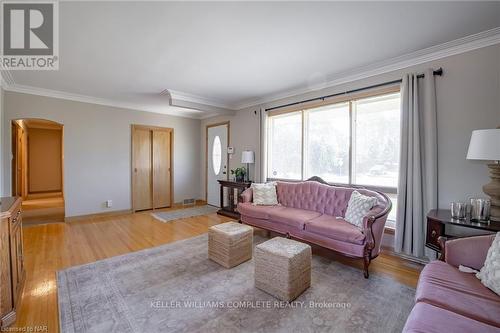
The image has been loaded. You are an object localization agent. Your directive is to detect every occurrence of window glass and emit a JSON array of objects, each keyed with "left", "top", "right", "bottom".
[
  {"left": 386, "top": 192, "right": 398, "bottom": 228},
  {"left": 266, "top": 91, "right": 401, "bottom": 228},
  {"left": 268, "top": 112, "right": 302, "bottom": 179},
  {"left": 305, "top": 103, "right": 350, "bottom": 183},
  {"left": 212, "top": 136, "right": 222, "bottom": 175},
  {"left": 353, "top": 93, "right": 401, "bottom": 187}
]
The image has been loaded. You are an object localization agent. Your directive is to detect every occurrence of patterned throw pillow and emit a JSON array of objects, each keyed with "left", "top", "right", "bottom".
[
  {"left": 344, "top": 191, "right": 377, "bottom": 228},
  {"left": 251, "top": 182, "right": 278, "bottom": 206},
  {"left": 476, "top": 232, "right": 500, "bottom": 296}
]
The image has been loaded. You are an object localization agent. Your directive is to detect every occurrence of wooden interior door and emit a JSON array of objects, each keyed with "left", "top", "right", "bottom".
[
  {"left": 11, "top": 123, "right": 23, "bottom": 197},
  {"left": 16, "top": 130, "right": 23, "bottom": 197},
  {"left": 152, "top": 130, "right": 172, "bottom": 208},
  {"left": 132, "top": 128, "right": 153, "bottom": 211}
]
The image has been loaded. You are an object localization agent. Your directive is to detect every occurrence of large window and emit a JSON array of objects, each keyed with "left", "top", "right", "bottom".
[
  {"left": 267, "top": 91, "right": 401, "bottom": 226},
  {"left": 268, "top": 112, "right": 302, "bottom": 180},
  {"left": 352, "top": 94, "right": 401, "bottom": 188},
  {"left": 305, "top": 103, "right": 350, "bottom": 183}
]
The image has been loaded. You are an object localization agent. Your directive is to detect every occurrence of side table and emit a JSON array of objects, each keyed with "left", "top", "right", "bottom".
[
  {"left": 426, "top": 209, "right": 500, "bottom": 253},
  {"left": 217, "top": 180, "right": 252, "bottom": 219}
]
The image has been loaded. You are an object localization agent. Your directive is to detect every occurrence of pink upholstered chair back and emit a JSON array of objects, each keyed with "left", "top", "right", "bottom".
[{"left": 276, "top": 181, "right": 388, "bottom": 217}]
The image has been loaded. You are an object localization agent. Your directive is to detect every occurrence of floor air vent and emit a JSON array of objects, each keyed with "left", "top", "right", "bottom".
[{"left": 183, "top": 198, "right": 196, "bottom": 206}]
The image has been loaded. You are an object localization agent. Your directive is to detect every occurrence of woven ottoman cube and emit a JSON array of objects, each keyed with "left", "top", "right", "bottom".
[
  {"left": 208, "top": 222, "right": 253, "bottom": 268},
  {"left": 255, "top": 237, "right": 312, "bottom": 302}
]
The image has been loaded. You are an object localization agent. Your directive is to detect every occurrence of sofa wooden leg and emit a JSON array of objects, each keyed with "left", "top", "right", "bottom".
[{"left": 363, "top": 251, "right": 371, "bottom": 279}]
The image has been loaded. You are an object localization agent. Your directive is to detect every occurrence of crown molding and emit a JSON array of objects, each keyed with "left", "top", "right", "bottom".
[
  {"left": 166, "top": 89, "right": 236, "bottom": 117},
  {"left": 3, "top": 84, "right": 207, "bottom": 119},
  {"left": 167, "top": 89, "right": 233, "bottom": 110},
  {"left": 0, "top": 69, "right": 15, "bottom": 87},
  {"left": 233, "top": 27, "right": 500, "bottom": 110}
]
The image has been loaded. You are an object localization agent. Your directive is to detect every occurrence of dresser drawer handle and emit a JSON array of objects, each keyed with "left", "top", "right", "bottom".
[{"left": 11, "top": 210, "right": 21, "bottom": 224}]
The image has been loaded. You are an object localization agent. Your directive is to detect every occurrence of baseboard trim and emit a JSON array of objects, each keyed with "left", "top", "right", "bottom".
[
  {"left": 65, "top": 209, "right": 132, "bottom": 222},
  {"left": 65, "top": 200, "right": 208, "bottom": 222}
]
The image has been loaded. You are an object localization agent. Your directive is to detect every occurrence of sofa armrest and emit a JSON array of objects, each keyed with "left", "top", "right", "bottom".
[
  {"left": 239, "top": 188, "right": 253, "bottom": 203},
  {"left": 443, "top": 234, "right": 495, "bottom": 270},
  {"left": 362, "top": 206, "right": 389, "bottom": 257},
  {"left": 362, "top": 207, "right": 384, "bottom": 230}
]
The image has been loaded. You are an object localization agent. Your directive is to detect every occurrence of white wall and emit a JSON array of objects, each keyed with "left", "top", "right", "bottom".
[
  {"left": 201, "top": 44, "right": 500, "bottom": 210},
  {"left": 2, "top": 92, "right": 201, "bottom": 216}
]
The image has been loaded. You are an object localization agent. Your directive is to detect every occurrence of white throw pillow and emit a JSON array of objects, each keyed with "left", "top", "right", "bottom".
[
  {"left": 476, "top": 232, "right": 500, "bottom": 296},
  {"left": 344, "top": 191, "right": 377, "bottom": 228},
  {"left": 251, "top": 182, "right": 278, "bottom": 206}
]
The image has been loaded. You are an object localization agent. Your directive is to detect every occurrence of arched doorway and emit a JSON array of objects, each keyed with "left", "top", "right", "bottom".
[{"left": 11, "top": 119, "right": 65, "bottom": 224}]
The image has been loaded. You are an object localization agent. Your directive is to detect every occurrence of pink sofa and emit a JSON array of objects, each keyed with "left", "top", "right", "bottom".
[
  {"left": 238, "top": 178, "right": 391, "bottom": 278},
  {"left": 403, "top": 235, "right": 500, "bottom": 332}
]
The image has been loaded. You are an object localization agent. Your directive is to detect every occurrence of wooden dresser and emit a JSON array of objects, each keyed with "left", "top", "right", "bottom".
[{"left": 0, "top": 197, "right": 24, "bottom": 328}]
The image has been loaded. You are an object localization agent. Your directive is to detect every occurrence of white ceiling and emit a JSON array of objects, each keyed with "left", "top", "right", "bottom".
[{"left": 5, "top": 1, "right": 500, "bottom": 118}]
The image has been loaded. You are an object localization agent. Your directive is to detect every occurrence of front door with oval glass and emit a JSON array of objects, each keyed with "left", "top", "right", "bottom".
[{"left": 207, "top": 124, "right": 228, "bottom": 206}]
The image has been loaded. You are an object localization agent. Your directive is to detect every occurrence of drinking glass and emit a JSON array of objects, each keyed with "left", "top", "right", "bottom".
[
  {"left": 469, "top": 198, "right": 491, "bottom": 222},
  {"left": 450, "top": 202, "right": 466, "bottom": 220}
]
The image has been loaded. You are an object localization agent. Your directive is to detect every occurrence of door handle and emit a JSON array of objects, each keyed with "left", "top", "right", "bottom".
[{"left": 134, "top": 168, "right": 138, "bottom": 173}]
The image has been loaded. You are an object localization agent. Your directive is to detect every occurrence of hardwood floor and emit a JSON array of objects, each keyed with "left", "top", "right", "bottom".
[
  {"left": 21, "top": 195, "right": 65, "bottom": 225},
  {"left": 14, "top": 208, "right": 422, "bottom": 332}
]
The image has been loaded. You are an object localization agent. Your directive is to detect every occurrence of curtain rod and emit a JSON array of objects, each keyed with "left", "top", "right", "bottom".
[{"left": 265, "top": 67, "right": 443, "bottom": 112}]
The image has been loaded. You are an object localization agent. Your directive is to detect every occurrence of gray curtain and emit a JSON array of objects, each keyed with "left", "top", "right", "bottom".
[
  {"left": 395, "top": 69, "right": 438, "bottom": 258},
  {"left": 259, "top": 108, "right": 268, "bottom": 182}
]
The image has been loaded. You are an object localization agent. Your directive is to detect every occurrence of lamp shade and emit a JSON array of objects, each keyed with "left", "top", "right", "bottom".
[
  {"left": 466, "top": 129, "right": 500, "bottom": 161},
  {"left": 241, "top": 150, "right": 255, "bottom": 164}
]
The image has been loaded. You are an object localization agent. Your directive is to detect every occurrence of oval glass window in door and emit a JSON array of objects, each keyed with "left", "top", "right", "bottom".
[{"left": 212, "top": 136, "right": 222, "bottom": 175}]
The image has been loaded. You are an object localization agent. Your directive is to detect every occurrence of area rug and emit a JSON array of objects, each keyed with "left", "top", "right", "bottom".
[
  {"left": 57, "top": 234, "right": 415, "bottom": 333},
  {"left": 151, "top": 205, "right": 218, "bottom": 223}
]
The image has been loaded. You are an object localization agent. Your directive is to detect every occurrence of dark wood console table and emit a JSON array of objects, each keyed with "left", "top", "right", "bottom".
[
  {"left": 217, "top": 180, "right": 252, "bottom": 219},
  {"left": 426, "top": 209, "right": 500, "bottom": 252}
]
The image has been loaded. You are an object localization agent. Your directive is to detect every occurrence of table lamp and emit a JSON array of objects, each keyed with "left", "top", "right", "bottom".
[
  {"left": 466, "top": 128, "right": 500, "bottom": 221},
  {"left": 241, "top": 151, "right": 255, "bottom": 182}
]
